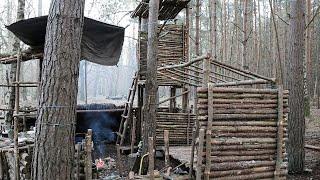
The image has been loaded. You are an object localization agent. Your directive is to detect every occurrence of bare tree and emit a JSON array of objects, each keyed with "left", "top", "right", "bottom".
[
  {"left": 287, "top": 0, "right": 305, "bottom": 173},
  {"left": 32, "top": 0, "right": 85, "bottom": 179}
]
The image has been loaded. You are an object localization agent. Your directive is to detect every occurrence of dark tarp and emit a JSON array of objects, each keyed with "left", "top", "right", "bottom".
[{"left": 6, "top": 16, "right": 125, "bottom": 66}]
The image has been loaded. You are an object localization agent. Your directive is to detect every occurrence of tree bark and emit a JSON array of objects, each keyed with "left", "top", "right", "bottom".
[
  {"left": 242, "top": 0, "right": 249, "bottom": 70},
  {"left": 32, "top": 0, "right": 85, "bottom": 179},
  {"left": 5, "top": 0, "right": 25, "bottom": 139},
  {"left": 287, "top": 0, "right": 305, "bottom": 173},
  {"left": 142, "top": 0, "right": 159, "bottom": 154}
]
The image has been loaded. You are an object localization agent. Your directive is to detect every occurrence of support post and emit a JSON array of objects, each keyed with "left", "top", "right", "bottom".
[
  {"left": 164, "top": 130, "right": 170, "bottom": 167},
  {"left": 274, "top": 85, "right": 284, "bottom": 178},
  {"left": 169, "top": 87, "right": 176, "bottom": 112},
  {"left": 85, "top": 129, "right": 92, "bottom": 180},
  {"left": 116, "top": 144, "right": 123, "bottom": 176},
  {"left": 204, "top": 84, "right": 213, "bottom": 179},
  {"left": 196, "top": 129, "right": 205, "bottom": 180},
  {"left": 148, "top": 137, "right": 155, "bottom": 180},
  {"left": 131, "top": 116, "right": 137, "bottom": 154},
  {"left": 14, "top": 54, "right": 21, "bottom": 180},
  {"left": 76, "top": 142, "right": 81, "bottom": 180},
  {"left": 142, "top": 0, "right": 159, "bottom": 154}
]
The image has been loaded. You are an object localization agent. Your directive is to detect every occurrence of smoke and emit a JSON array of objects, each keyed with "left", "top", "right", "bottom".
[{"left": 76, "top": 103, "right": 120, "bottom": 158}]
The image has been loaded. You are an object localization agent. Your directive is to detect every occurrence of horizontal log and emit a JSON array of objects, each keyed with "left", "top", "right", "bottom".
[
  {"left": 210, "top": 160, "right": 276, "bottom": 171},
  {"left": 209, "top": 166, "right": 286, "bottom": 178},
  {"left": 212, "top": 138, "right": 276, "bottom": 145},
  {"left": 211, "top": 144, "right": 277, "bottom": 151},
  {"left": 197, "top": 87, "right": 279, "bottom": 94},
  {"left": 211, "top": 170, "right": 287, "bottom": 179},
  {"left": 211, "top": 155, "right": 276, "bottom": 163},
  {"left": 210, "top": 126, "right": 278, "bottom": 133}
]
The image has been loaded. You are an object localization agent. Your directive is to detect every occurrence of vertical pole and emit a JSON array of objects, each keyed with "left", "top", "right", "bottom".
[
  {"left": 274, "top": 85, "right": 284, "bottom": 178},
  {"left": 84, "top": 60, "right": 88, "bottom": 104},
  {"left": 169, "top": 87, "right": 176, "bottom": 112},
  {"left": 76, "top": 142, "right": 81, "bottom": 180},
  {"left": 182, "top": 6, "right": 190, "bottom": 113},
  {"left": 14, "top": 54, "right": 21, "bottom": 180},
  {"left": 196, "top": 129, "right": 205, "bottom": 180},
  {"left": 143, "top": 0, "right": 159, "bottom": 154},
  {"left": 164, "top": 130, "right": 170, "bottom": 167},
  {"left": 130, "top": 116, "right": 137, "bottom": 154},
  {"left": 204, "top": 84, "right": 213, "bottom": 179},
  {"left": 85, "top": 129, "right": 92, "bottom": 180},
  {"left": 148, "top": 137, "right": 155, "bottom": 180},
  {"left": 116, "top": 144, "right": 123, "bottom": 176}
]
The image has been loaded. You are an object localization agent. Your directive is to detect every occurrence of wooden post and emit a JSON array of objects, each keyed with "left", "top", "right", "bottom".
[
  {"left": 164, "top": 130, "right": 170, "bottom": 167},
  {"left": 142, "top": 0, "right": 159, "bottom": 154},
  {"left": 204, "top": 84, "right": 213, "bottom": 180},
  {"left": 14, "top": 53, "right": 21, "bottom": 180},
  {"left": 22, "top": 115, "right": 26, "bottom": 132},
  {"left": 85, "top": 129, "right": 92, "bottom": 180},
  {"left": 76, "top": 142, "right": 81, "bottom": 180},
  {"left": 274, "top": 85, "right": 284, "bottom": 178},
  {"left": 131, "top": 116, "right": 137, "bottom": 154},
  {"left": 116, "top": 144, "right": 123, "bottom": 176},
  {"left": 148, "top": 137, "right": 155, "bottom": 180},
  {"left": 169, "top": 87, "right": 176, "bottom": 112},
  {"left": 189, "top": 126, "right": 196, "bottom": 178},
  {"left": 196, "top": 129, "right": 205, "bottom": 180}
]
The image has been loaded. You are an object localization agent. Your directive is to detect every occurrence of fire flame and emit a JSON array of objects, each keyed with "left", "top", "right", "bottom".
[{"left": 96, "top": 158, "right": 105, "bottom": 169}]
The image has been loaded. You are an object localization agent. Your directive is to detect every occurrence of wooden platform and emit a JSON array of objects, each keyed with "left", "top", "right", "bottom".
[{"left": 131, "top": 0, "right": 191, "bottom": 20}]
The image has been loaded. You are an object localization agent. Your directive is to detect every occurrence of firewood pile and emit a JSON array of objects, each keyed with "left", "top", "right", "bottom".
[
  {"left": 156, "top": 112, "right": 195, "bottom": 146},
  {"left": 196, "top": 86, "right": 288, "bottom": 179},
  {"left": 0, "top": 130, "right": 35, "bottom": 180},
  {"left": 139, "top": 24, "right": 187, "bottom": 86}
]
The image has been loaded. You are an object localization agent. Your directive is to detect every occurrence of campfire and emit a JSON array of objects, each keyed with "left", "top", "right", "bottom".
[
  {"left": 95, "top": 157, "right": 116, "bottom": 170},
  {"left": 96, "top": 158, "right": 105, "bottom": 169}
]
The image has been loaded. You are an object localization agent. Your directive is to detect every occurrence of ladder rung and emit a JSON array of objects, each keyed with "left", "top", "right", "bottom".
[{"left": 129, "top": 88, "right": 134, "bottom": 91}]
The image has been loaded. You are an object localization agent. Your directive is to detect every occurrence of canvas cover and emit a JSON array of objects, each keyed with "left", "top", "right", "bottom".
[{"left": 6, "top": 16, "right": 125, "bottom": 66}]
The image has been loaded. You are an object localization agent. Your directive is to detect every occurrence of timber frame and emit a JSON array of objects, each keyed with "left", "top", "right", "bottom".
[{"left": 128, "top": 1, "right": 288, "bottom": 179}]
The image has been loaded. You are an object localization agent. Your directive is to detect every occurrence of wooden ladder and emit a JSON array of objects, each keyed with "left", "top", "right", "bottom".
[{"left": 116, "top": 72, "right": 138, "bottom": 146}]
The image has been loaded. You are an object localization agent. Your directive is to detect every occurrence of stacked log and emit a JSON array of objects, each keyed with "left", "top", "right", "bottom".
[
  {"left": 139, "top": 24, "right": 187, "bottom": 86},
  {"left": 156, "top": 112, "right": 195, "bottom": 146},
  {"left": 0, "top": 145, "right": 33, "bottom": 180},
  {"left": 197, "top": 87, "right": 288, "bottom": 179}
]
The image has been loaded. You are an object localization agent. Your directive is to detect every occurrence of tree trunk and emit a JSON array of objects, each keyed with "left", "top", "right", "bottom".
[
  {"left": 287, "top": 0, "right": 305, "bottom": 173},
  {"left": 142, "top": 0, "right": 159, "bottom": 154},
  {"left": 242, "top": 0, "right": 249, "bottom": 70},
  {"left": 306, "top": 0, "right": 312, "bottom": 109},
  {"left": 5, "top": 0, "right": 25, "bottom": 139},
  {"left": 38, "top": 0, "right": 42, "bottom": 16},
  {"left": 32, "top": 0, "right": 85, "bottom": 179}
]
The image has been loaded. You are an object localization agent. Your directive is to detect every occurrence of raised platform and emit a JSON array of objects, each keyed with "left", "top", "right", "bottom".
[{"left": 131, "top": 0, "right": 191, "bottom": 20}]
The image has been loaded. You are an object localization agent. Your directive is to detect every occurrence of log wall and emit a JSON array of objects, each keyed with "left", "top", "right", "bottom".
[
  {"left": 196, "top": 86, "right": 288, "bottom": 179},
  {"left": 156, "top": 112, "right": 195, "bottom": 146},
  {"left": 139, "top": 24, "right": 187, "bottom": 86}
]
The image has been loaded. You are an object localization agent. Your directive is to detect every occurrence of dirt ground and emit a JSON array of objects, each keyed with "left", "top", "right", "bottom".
[
  {"left": 97, "top": 108, "right": 320, "bottom": 179},
  {"left": 289, "top": 108, "right": 320, "bottom": 179}
]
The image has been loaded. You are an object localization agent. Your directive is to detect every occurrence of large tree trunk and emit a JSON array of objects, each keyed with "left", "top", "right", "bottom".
[
  {"left": 142, "top": 0, "right": 159, "bottom": 154},
  {"left": 5, "top": 0, "right": 25, "bottom": 139},
  {"left": 287, "top": 0, "right": 305, "bottom": 173},
  {"left": 32, "top": 0, "right": 85, "bottom": 179}
]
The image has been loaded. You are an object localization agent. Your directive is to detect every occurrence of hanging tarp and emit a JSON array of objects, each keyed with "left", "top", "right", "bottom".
[{"left": 6, "top": 16, "right": 125, "bottom": 66}]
